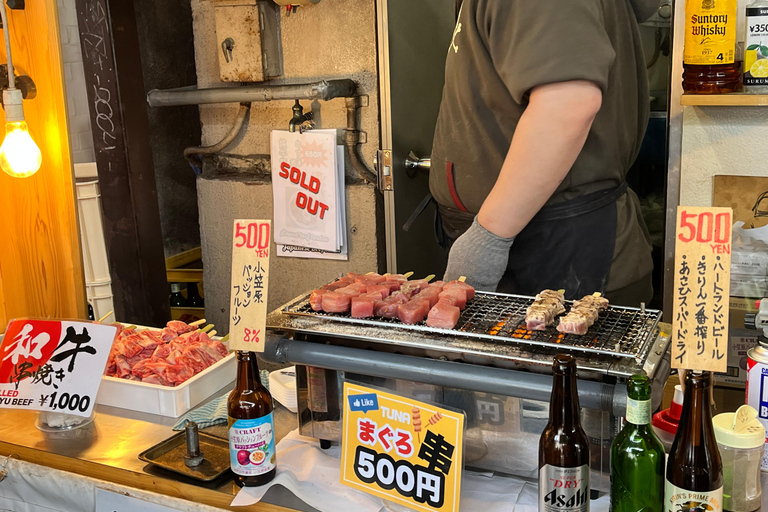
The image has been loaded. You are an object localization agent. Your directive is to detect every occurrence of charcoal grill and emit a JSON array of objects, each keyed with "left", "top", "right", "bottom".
[{"left": 264, "top": 287, "right": 672, "bottom": 491}]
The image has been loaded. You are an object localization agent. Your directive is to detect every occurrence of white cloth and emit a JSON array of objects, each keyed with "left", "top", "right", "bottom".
[{"left": 232, "top": 429, "right": 612, "bottom": 512}]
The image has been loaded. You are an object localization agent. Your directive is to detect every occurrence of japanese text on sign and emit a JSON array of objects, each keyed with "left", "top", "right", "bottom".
[
  {"left": 341, "top": 383, "right": 465, "bottom": 512},
  {"left": 672, "top": 207, "right": 731, "bottom": 372},
  {"left": 229, "top": 219, "right": 271, "bottom": 352},
  {"left": 0, "top": 319, "right": 118, "bottom": 417}
]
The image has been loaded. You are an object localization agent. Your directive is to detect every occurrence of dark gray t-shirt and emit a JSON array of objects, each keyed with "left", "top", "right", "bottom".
[{"left": 430, "top": 0, "right": 654, "bottom": 291}]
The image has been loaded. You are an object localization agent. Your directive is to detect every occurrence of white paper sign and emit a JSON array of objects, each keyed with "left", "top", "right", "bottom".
[
  {"left": 0, "top": 319, "right": 118, "bottom": 417},
  {"left": 271, "top": 130, "right": 339, "bottom": 252},
  {"left": 96, "top": 488, "right": 183, "bottom": 512}
]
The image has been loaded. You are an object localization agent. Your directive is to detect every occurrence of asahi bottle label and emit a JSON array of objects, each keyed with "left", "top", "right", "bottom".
[
  {"left": 665, "top": 481, "right": 723, "bottom": 512},
  {"left": 539, "top": 464, "right": 590, "bottom": 512}
]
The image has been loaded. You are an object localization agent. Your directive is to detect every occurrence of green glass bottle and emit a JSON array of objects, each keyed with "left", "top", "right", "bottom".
[{"left": 610, "top": 374, "right": 665, "bottom": 512}]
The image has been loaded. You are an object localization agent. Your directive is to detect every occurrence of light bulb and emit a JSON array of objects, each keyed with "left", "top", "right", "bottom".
[{"left": 0, "top": 120, "right": 42, "bottom": 178}]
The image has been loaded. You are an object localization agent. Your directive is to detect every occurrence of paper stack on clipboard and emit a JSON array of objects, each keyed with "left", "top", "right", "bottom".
[{"left": 270, "top": 129, "right": 348, "bottom": 260}]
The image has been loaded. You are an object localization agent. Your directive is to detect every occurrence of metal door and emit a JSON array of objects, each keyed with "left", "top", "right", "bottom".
[{"left": 377, "top": 0, "right": 455, "bottom": 276}]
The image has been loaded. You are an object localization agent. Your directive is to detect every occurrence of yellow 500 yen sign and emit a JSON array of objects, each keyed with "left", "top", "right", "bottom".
[{"left": 341, "top": 382, "right": 464, "bottom": 512}]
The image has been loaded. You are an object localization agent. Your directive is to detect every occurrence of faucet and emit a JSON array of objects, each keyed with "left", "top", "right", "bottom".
[{"left": 289, "top": 99, "right": 313, "bottom": 132}]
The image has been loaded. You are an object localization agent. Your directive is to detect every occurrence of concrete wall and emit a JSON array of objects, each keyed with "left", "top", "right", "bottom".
[
  {"left": 680, "top": 106, "right": 768, "bottom": 206},
  {"left": 58, "top": 0, "right": 95, "bottom": 164},
  {"left": 190, "top": 0, "right": 382, "bottom": 330}
]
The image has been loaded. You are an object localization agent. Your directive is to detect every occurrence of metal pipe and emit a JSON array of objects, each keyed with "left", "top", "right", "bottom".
[
  {"left": 344, "top": 97, "right": 377, "bottom": 184},
  {"left": 263, "top": 336, "right": 625, "bottom": 415},
  {"left": 147, "top": 79, "right": 357, "bottom": 107},
  {"left": 0, "top": 0, "right": 13, "bottom": 90},
  {"left": 183, "top": 102, "right": 250, "bottom": 171}
]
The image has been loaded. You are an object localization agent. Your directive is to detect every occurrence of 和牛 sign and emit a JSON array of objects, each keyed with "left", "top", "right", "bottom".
[
  {"left": 672, "top": 206, "right": 732, "bottom": 372},
  {"left": 0, "top": 319, "right": 118, "bottom": 417},
  {"left": 341, "top": 383, "right": 465, "bottom": 512}
]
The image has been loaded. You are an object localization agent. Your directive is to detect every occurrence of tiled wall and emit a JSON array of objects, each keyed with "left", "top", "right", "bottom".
[{"left": 58, "top": 0, "right": 94, "bottom": 164}]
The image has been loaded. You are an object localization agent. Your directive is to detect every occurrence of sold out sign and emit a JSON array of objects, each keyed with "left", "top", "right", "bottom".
[{"left": 278, "top": 162, "right": 330, "bottom": 219}]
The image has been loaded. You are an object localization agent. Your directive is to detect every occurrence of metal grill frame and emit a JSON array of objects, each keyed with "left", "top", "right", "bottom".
[{"left": 282, "top": 290, "right": 661, "bottom": 359}]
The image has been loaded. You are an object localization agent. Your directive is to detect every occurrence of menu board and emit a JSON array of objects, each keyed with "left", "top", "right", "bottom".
[
  {"left": 229, "top": 219, "right": 271, "bottom": 352},
  {"left": 672, "top": 206, "right": 732, "bottom": 372}
]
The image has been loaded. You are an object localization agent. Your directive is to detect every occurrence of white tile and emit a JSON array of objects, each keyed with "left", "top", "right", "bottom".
[{"left": 73, "top": 148, "right": 95, "bottom": 164}]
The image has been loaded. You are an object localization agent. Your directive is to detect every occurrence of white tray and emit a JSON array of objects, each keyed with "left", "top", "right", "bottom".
[{"left": 96, "top": 325, "right": 235, "bottom": 418}]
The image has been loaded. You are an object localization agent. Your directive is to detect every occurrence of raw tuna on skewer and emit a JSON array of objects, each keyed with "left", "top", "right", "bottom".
[
  {"left": 426, "top": 300, "right": 461, "bottom": 329},
  {"left": 351, "top": 296, "right": 376, "bottom": 318},
  {"left": 321, "top": 292, "right": 352, "bottom": 313},
  {"left": 366, "top": 284, "right": 391, "bottom": 300},
  {"left": 375, "top": 292, "right": 409, "bottom": 318},
  {"left": 443, "top": 281, "right": 475, "bottom": 301},
  {"left": 438, "top": 288, "right": 466, "bottom": 309},
  {"left": 397, "top": 298, "right": 431, "bottom": 324}
]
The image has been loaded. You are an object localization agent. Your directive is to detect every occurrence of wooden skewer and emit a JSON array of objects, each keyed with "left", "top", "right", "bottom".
[
  {"left": 190, "top": 318, "right": 207, "bottom": 326},
  {"left": 403, "top": 271, "right": 414, "bottom": 279},
  {"left": 424, "top": 274, "right": 435, "bottom": 282},
  {"left": 125, "top": 325, "right": 137, "bottom": 331},
  {"left": 592, "top": 292, "right": 602, "bottom": 297},
  {"left": 97, "top": 311, "right": 113, "bottom": 323},
  {"left": 201, "top": 323, "right": 215, "bottom": 333},
  {"left": 458, "top": 276, "right": 467, "bottom": 282},
  {"left": 557, "top": 289, "right": 565, "bottom": 294},
  {"left": 208, "top": 330, "right": 217, "bottom": 337},
  {"left": 220, "top": 333, "right": 230, "bottom": 343}
]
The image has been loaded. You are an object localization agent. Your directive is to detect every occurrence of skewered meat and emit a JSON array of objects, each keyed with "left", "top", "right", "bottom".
[
  {"left": 426, "top": 300, "right": 461, "bottom": 329},
  {"left": 398, "top": 298, "right": 431, "bottom": 324},
  {"left": 399, "top": 282, "right": 423, "bottom": 298},
  {"left": 379, "top": 280, "right": 403, "bottom": 293},
  {"left": 438, "top": 289, "right": 466, "bottom": 309},
  {"left": 375, "top": 292, "right": 409, "bottom": 318},
  {"left": 351, "top": 296, "right": 376, "bottom": 318},
  {"left": 525, "top": 291, "right": 566, "bottom": 331},
  {"left": 321, "top": 292, "right": 352, "bottom": 313},
  {"left": 418, "top": 288, "right": 443, "bottom": 308},
  {"left": 557, "top": 294, "right": 608, "bottom": 335},
  {"left": 443, "top": 281, "right": 475, "bottom": 301},
  {"left": 366, "top": 284, "right": 390, "bottom": 300},
  {"left": 355, "top": 274, "right": 387, "bottom": 284}
]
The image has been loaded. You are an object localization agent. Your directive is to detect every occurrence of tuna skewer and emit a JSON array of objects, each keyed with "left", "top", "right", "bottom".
[
  {"left": 525, "top": 289, "right": 566, "bottom": 331},
  {"left": 557, "top": 292, "right": 609, "bottom": 335}
]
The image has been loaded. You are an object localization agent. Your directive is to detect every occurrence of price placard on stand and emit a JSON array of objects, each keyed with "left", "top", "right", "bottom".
[
  {"left": 0, "top": 319, "right": 118, "bottom": 416},
  {"left": 341, "top": 382, "right": 465, "bottom": 512},
  {"left": 229, "top": 219, "right": 271, "bottom": 352},
  {"left": 672, "top": 206, "right": 732, "bottom": 372}
]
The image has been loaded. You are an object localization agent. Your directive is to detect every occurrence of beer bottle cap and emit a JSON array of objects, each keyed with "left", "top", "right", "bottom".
[{"left": 713, "top": 405, "right": 766, "bottom": 449}]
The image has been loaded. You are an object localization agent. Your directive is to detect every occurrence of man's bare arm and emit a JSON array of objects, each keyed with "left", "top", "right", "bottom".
[{"left": 476, "top": 80, "right": 603, "bottom": 238}]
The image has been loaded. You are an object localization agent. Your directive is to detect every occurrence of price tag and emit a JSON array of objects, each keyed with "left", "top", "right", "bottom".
[
  {"left": 229, "top": 219, "right": 271, "bottom": 352},
  {"left": 340, "top": 382, "right": 465, "bottom": 512},
  {"left": 0, "top": 319, "right": 118, "bottom": 417},
  {"left": 672, "top": 206, "right": 732, "bottom": 372}
]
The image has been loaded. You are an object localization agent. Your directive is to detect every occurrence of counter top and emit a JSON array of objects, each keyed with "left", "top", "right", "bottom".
[{"left": 0, "top": 394, "right": 317, "bottom": 512}]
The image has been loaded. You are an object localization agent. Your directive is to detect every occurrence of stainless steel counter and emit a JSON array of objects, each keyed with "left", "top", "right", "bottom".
[{"left": 0, "top": 387, "right": 318, "bottom": 512}]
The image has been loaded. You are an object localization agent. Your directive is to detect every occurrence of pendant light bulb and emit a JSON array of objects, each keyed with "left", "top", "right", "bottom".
[{"left": 0, "top": 89, "right": 41, "bottom": 178}]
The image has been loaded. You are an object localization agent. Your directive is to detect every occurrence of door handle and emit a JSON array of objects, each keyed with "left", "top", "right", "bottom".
[{"left": 405, "top": 151, "right": 430, "bottom": 178}]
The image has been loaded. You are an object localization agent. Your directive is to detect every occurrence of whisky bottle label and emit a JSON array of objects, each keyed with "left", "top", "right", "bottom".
[
  {"left": 626, "top": 397, "right": 651, "bottom": 425},
  {"left": 539, "top": 464, "right": 590, "bottom": 512},
  {"left": 229, "top": 413, "right": 277, "bottom": 476},
  {"left": 684, "top": 0, "right": 737, "bottom": 65},
  {"left": 665, "top": 481, "right": 723, "bottom": 512}
]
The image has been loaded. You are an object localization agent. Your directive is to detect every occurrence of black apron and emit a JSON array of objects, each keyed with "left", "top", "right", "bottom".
[{"left": 436, "top": 182, "right": 627, "bottom": 300}]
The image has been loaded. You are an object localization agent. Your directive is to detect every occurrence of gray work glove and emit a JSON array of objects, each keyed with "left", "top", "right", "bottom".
[{"left": 443, "top": 217, "right": 515, "bottom": 292}]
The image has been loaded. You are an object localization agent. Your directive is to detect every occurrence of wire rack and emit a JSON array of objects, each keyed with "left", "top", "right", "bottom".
[{"left": 282, "top": 291, "right": 661, "bottom": 359}]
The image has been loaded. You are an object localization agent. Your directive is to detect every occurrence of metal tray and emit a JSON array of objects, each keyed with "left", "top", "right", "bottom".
[{"left": 138, "top": 431, "right": 231, "bottom": 482}]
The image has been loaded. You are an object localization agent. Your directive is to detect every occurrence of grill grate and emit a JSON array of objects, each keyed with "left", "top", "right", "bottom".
[{"left": 282, "top": 291, "right": 661, "bottom": 359}]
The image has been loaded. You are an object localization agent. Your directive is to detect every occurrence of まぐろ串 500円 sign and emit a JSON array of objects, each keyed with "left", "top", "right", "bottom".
[{"left": 340, "top": 383, "right": 465, "bottom": 512}]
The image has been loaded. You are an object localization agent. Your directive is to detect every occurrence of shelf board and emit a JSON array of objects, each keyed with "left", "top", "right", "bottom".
[{"left": 681, "top": 93, "right": 768, "bottom": 106}]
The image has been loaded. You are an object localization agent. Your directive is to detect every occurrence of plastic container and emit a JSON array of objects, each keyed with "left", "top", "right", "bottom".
[
  {"left": 652, "top": 384, "right": 683, "bottom": 452},
  {"left": 76, "top": 180, "right": 111, "bottom": 283},
  {"left": 86, "top": 278, "right": 114, "bottom": 323},
  {"left": 714, "top": 405, "right": 765, "bottom": 512},
  {"left": 269, "top": 366, "right": 298, "bottom": 413}
]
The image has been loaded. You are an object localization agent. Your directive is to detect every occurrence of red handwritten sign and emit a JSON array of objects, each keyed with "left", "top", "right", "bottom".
[
  {"left": 672, "top": 206, "right": 732, "bottom": 372},
  {"left": 229, "top": 220, "right": 271, "bottom": 352}
]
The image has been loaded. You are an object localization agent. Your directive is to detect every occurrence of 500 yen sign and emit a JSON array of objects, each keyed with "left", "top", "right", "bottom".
[
  {"left": 678, "top": 210, "right": 731, "bottom": 245},
  {"left": 234, "top": 222, "right": 270, "bottom": 256}
]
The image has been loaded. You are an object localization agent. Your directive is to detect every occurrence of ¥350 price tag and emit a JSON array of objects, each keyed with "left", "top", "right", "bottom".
[
  {"left": 229, "top": 219, "right": 271, "bottom": 352},
  {"left": 672, "top": 206, "right": 732, "bottom": 372},
  {"left": 0, "top": 319, "right": 118, "bottom": 417}
]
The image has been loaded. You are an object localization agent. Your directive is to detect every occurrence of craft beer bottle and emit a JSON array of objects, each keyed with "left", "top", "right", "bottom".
[
  {"left": 228, "top": 351, "right": 277, "bottom": 486},
  {"left": 666, "top": 371, "right": 723, "bottom": 512},
  {"left": 610, "top": 374, "right": 665, "bottom": 512},
  {"left": 539, "top": 354, "right": 590, "bottom": 512}
]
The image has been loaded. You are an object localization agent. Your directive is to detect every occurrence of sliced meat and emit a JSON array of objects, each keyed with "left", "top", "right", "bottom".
[
  {"left": 322, "top": 292, "right": 352, "bottom": 313},
  {"left": 166, "top": 320, "right": 197, "bottom": 335},
  {"left": 335, "top": 283, "right": 368, "bottom": 296},
  {"left": 383, "top": 273, "right": 409, "bottom": 282},
  {"left": 557, "top": 311, "right": 590, "bottom": 335},
  {"left": 366, "top": 284, "right": 390, "bottom": 300},
  {"left": 397, "top": 298, "right": 430, "bottom": 324},
  {"left": 379, "top": 280, "right": 403, "bottom": 293},
  {"left": 374, "top": 293, "right": 409, "bottom": 318},
  {"left": 443, "top": 281, "right": 475, "bottom": 301},
  {"left": 114, "top": 354, "right": 132, "bottom": 378},
  {"left": 426, "top": 301, "right": 461, "bottom": 329},
  {"left": 573, "top": 295, "right": 609, "bottom": 312},
  {"left": 355, "top": 274, "right": 387, "bottom": 284},
  {"left": 400, "top": 282, "right": 422, "bottom": 298},
  {"left": 525, "top": 293, "right": 566, "bottom": 331},
  {"left": 310, "top": 289, "right": 326, "bottom": 311},
  {"left": 418, "top": 288, "right": 442, "bottom": 308},
  {"left": 351, "top": 296, "right": 376, "bottom": 318},
  {"left": 428, "top": 281, "right": 446, "bottom": 290},
  {"left": 166, "top": 364, "right": 195, "bottom": 385},
  {"left": 439, "top": 289, "right": 466, "bottom": 309}
]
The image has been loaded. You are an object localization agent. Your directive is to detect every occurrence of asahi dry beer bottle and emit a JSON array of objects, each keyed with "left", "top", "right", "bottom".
[
  {"left": 228, "top": 351, "right": 277, "bottom": 487},
  {"left": 666, "top": 371, "right": 723, "bottom": 512},
  {"left": 539, "top": 354, "right": 590, "bottom": 512}
]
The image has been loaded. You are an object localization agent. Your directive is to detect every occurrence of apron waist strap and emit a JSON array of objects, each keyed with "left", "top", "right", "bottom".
[{"left": 530, "top": 182, "right": 628, "bottom": 223}]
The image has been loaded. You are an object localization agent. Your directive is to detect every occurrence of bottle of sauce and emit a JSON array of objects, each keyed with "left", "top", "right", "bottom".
[
  {"left": 539, "top": 354, "right": 590, "bottom": 512},
  {"left": 666, "top": 371, "right": 723, "bottom": 512},
  {"left": 610, "top": 374, "right": 665, "bottom": 512},
  {"left": 683, "top": 0, "right": 741, "bottom": 93},
  {"left": 228, "top": 351, "right": 276, "bottom": 487}
]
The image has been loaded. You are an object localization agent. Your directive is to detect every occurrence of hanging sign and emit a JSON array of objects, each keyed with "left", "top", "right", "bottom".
[
  {"left": 341, "top": 382, "right": 465, "bottom": 512},
  {"left": 229, "top": 219, "right": 271, "bottom": 352},
  {"left": 0, "top": 319, "right": 118, "bottom": 417},
  {"left": 672, "top": 206, "right": 732, "bottom": 372}
]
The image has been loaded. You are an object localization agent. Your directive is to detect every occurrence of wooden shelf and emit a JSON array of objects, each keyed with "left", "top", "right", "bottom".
[{"left": 681, "top": 93, "right": 768, "bottom": 106}]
